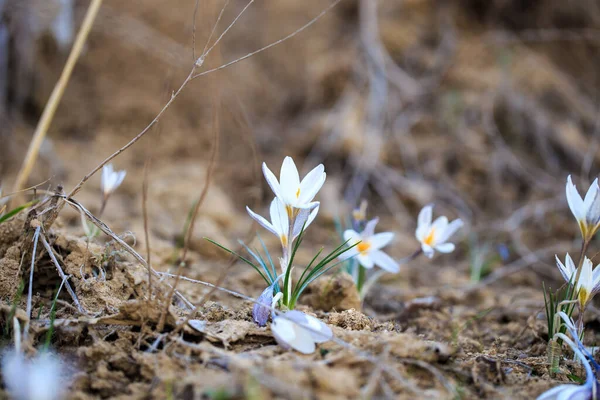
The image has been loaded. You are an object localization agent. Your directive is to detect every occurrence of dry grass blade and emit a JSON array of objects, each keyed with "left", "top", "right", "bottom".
[{"left": 12, "top": 0, "right": 104, "bottom": 198}]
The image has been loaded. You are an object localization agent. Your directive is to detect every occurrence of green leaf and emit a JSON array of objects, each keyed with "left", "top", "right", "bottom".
[
  {"left": 204, "top": 238, "right": 270, "bottom": 285},
  {"left": 0, "top": 200, "right": 38, "bottom": 224}
]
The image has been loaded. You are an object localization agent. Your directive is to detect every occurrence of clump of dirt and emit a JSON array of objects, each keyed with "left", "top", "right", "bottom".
[
  {"left": 301, "top": 272, "right": 361, "bottom": 311},
  {"left": 328, "top": 308, "right": 373, "bottom": 331}
]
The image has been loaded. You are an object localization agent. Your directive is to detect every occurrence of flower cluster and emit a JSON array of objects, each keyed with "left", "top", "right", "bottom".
[
  {"left": 243, "top": 157, "right": 337, "bottom": 353},
  {"left": 550, "top": 176, "right": 600, "bottom": 339},
  {"left": 214, "top": 156, "right": 465, "bottom": 354},
  {"left": 542, "top": 175, "right": 600, "bottom": 394}
]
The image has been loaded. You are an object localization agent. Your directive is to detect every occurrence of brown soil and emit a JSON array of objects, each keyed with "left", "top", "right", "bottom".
[{"left": 1, "top": 0, "right": 600, "bottom": 398}]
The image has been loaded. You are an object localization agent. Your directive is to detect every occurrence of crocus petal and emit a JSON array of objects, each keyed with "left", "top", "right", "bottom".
[
  {"left": 343, "top": 229, "right": 361, "bottom": 245},
  {"left": 357, "top": 253, "right": 374, "bottom": 268},
  {"left": 113, "top": 171, "right": 126, "bottom": 190},
  {"left": 415, "top": 224, "right": 429, "bottom": 242},
  {"left": 555, "top": 255, "right": 574, "bottom": 283},
  {"left": 28, "top": 353, "right": 64, "bottom": 400},
  {"left": 362, "top": 218, "right": 379, "bottom": 238},
  {"left": 580, "top": 258, "right": 594, "bottom": 294},
  {"left": 566, "top": 175, "right": 585, "bottom": 222},
  {"left": 271, "top": 315, "right": 315, "bottom": 354},
  {"left": 262, "top": 162, "right": 284, "bottom": 200},
  {"left": 302, "top": 314, "right": 333, "bottom": 343},
  {"left": 430, "top": 216, "right": 449, "bottom": 243},
  {"left": 2, "top": 352, "right": 27, "bottom": 400},
  {"left": 437, "top": 219, "right": 464, "bottom": 244},
  {"left": 253, "top": 286, "right": 274, "bottom": 327},
  {"left": 418, "top": 204, "right": 433, "bottom": 229},
  {"left": 292, "top": 202, "right": 319, "bottom": 238},
  {"left": 298, "top": 164, "right": 326, "bottom": 204},
  {"left": 592, "top": 263, "right": 600, "bottom": 288},
  {"left": 284, "top": 310, "right": 332, "bottom": 344},
  {"left": 269, "top": 198, "right": 289, "bottom": 237},
  {"left": 565, "top": 253, "right": 577, "bottom": 275},
  {"left": 422, "top": 244, "right": 434, "bottom": 258},
  {"left": 338, "top": 246, "right": 359, "bottom": 260},
  {"left": 280, "top": 157, "right": 300, "bottom": 204},
  {"left": 369, "top": 232, "right": 394, "bottom": 250},
  {"left": 435, "top": 242, "right": 455, "bottom": 253},
  {"left": 246, "top": 206, "right": 278, "bottom": 237},
  {"left": 369, "top": 250, "right": 400, "bottom": 273},
  {"left": 536, "top": 384, "right": 589, "bottom": 400},
  {"left": 584, "top": 178, "right": 600, "bottom": 227}
]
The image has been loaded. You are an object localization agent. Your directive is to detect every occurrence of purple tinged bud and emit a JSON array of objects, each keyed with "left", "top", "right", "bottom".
[{"left": 253, "top": 285, "right": 273, "bottom": 327}]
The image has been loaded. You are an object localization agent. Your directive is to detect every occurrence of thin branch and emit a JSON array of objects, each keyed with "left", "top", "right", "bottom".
[
  {"left": 39, "top": 233, "right": 87, "bottom": 315},
  {"left": 191, "top": 0, "right": 344, "bottom": 80},
  {"left": 24, "top": 225, "right": 41, "bottom": 340}
]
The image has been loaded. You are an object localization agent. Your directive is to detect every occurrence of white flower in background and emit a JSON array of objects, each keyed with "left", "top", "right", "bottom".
[
  {"left": 2, "top": 351, "right": 66, "bottom": 400},
  {"left": 262, "top": 157, "right": 325, "bottom": 216},
  {"left": 566, "top": 175, "right": 600, "bottom": 242},
  {"left": 556, "top": 254, "right": 600, "bottom": 309},
  {"left": 271, "top": 310, "right": 332, "bottom": 354},
  {"left": 415, "top": 205, "right": 463, "bottom": 258},
  {"left": 101, "top": 164, "right": 126, "bottom": 198},
  {"left": 341, "top": 218, "right": 399, "bottom": 273},
  {"left": 247, "top": 197, "right": 319, "bottom": 248}
]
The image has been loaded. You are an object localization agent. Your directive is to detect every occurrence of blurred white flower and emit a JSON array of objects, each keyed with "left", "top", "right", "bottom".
[
  {"left": 247, "top": 197, "right": 319, "bottom": 248},
  {"left": 262, "top": 156, "right": 325, "bottom": 216},
  {"left": 415, "top": 205, "right": 463, "bottom": 258},
  {"left": 537, "top": 381, "right": 595, "bottom": 400},
  {"left": 0, "top": 185, "right": 7, "bottom": 209},
  {"left": 51, "top": 0, "right": 74, "bottom": 50},
  {"left": 566, "top": 175, "right": 600, "bottom": 242},
  {"left": 341, "top": 218, "right": 399, "bottom": 273},
  {"left": 556, "top": 253, "right": 600, "bottom": 309},
  {"left": 271, "top": 310, "right": 332, "bottom": 354},
  {"left": 2, "top": 351, "right": 66, "bottom": 400},
  {"left": 101, "top": 164, "right": 126, "bottom": 198}
]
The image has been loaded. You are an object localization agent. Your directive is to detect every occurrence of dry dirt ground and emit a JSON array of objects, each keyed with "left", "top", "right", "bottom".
[{"left": 2, "top": 0, "right": 600, "bottom": 398}]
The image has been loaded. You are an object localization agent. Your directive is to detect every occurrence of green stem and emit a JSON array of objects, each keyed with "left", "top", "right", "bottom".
[
  {"left": 356, "top": 264, "right": 366, "bottom": 294},
  {"left": 282, "top": 211, "right": 296, "bottom": 307}
]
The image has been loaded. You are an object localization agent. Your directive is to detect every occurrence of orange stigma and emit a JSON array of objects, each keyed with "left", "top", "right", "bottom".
[
  {"left": 357, "top": 241, "right": 371, "bottom": 254},
  {"left": 424, "top": 228, "right": 435, "bottom": 246}
]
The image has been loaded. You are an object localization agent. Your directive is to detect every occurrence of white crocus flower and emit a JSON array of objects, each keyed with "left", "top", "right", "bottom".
[
  {"left": 341, "top": 218, "right": 399, "bottom": 273},
  {"left": 271, "top": 310, "right": 332, "bottom": 354},
  {"left": 262, "top": 156, "right": 325, "bottom": 217},
  {"left": 556, "top": 254, "right": 600, "bottom": 309},
  {"left": 2, "top": 351, "right": 67, "bottom": 400},
  {"left": 101, "top": 164, "right": 126, "bottom": 198},
  {"left": 247, "top": 197, "right": 319, "bottom": 250},
  {"left": 415, "top": 205, "right": 463, "bottom": 258},
  {"left": 566, "top": 175, "right": 600, "bottom": 242}
]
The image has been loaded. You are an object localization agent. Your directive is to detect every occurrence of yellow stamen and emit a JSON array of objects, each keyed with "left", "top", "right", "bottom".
[
  {"left": 357, "top": 241, "right": 371, "bottom": 255},
  {"left": 580, "top": 221, "right": 588, "bottom": 239},
  {"left": 579, "top": 287, "right": 589, "bottom": 308},
  {"left": 296, "top": 188, "right": 301, "bottom": 198},
  {"left": 280, "top": 234, "right": 288, "bottom": 247},
  {"left": 286, "top": 205, "right": 293, "bottom": 219},
  {"left": 424, "top": 228, "right": 435, "bottom": 246}
]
